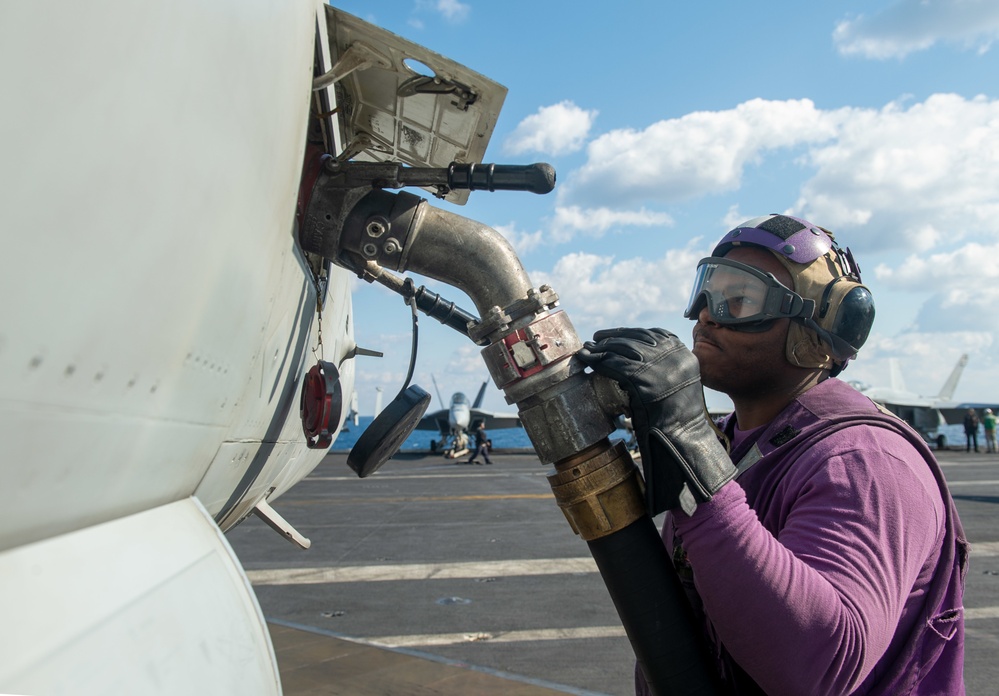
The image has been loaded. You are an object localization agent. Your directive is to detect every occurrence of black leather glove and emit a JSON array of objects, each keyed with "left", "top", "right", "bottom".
[{"left": 577, "top": 327, "right": 735, "bottom": 516}]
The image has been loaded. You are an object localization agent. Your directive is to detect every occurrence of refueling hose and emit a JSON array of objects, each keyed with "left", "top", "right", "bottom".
[{"left": 589, "top": 516, "right": 720, "bottom": 695}]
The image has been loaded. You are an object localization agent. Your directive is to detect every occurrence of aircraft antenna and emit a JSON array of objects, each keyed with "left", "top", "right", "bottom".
[{"left": 431, "top": 374, "right": 445, "bottom": 408}]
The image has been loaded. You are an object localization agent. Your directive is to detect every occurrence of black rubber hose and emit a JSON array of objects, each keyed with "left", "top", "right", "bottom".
[
  {"left": 587, "top": 516, "right": 721, "bottom": 696},
  {"left": 411, "top": 285, "right": 481, "bottom": 341}
]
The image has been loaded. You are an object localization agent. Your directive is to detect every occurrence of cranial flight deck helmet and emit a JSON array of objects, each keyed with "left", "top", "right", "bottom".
[{"left": 684, "top": 213, "right": 875, "bottom": 376}]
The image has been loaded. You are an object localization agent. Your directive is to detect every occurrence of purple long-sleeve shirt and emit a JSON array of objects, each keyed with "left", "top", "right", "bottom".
[{"left": 638, "top": 378, "right": 967, "bottom": 696}]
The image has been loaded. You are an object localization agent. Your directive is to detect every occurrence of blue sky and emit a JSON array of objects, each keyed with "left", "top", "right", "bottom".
[{"left": 332, "top": 0, "right": 999, "bottom": 415}]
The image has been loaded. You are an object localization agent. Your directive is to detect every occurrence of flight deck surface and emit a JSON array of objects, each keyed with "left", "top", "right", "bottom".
[
  {"left": 228, "top": 449, "right": 999, "bottom": 696},
  {"left": 268, "top": 620, "right": 575, "bottom": 695}
]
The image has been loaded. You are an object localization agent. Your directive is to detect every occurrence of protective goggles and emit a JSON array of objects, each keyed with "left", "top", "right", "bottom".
[{"left": 683, "top": 257, "right": 815, "bottom": 331}]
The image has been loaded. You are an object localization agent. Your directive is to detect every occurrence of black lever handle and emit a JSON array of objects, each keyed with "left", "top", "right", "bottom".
[
  {"left": 443, "top": 162, "right": 556, "bottom": 194},
  {"left": 319, "top": 156, "right": 556, "bottom": 195}
]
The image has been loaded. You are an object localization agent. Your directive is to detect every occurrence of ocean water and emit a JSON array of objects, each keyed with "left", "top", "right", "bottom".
[
  {"left": 937, "top": 422, "right": 982, "bottom": 449},
  {"left": 332, "top": 417, "right": 972, "bottom": 454},
  {"left": 332, "top": 415, "right": 631, "bottom": 452}
]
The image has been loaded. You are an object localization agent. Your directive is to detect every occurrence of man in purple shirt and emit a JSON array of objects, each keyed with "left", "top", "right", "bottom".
[{"left": 578, "top": 214, "right": 968, "bottom": 695}]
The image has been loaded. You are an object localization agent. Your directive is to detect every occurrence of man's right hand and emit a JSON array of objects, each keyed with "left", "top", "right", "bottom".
[{"left": 577, "top": 327, "right": 736, "bottom": 515}]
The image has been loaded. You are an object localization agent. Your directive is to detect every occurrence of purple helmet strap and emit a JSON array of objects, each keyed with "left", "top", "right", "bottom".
[{"left": 713, "top": 215, "right": 834, "bottom": 265}]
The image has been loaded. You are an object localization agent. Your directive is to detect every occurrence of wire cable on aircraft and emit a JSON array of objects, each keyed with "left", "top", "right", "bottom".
[{"left": 398, "top": 288, "right": 419, "bottom": 398}]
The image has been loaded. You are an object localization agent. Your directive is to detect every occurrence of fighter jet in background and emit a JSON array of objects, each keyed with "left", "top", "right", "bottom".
[
  {"left": 852, "top": 354, "right": 999, "bottom": 447},
  {"left": 417, "top": 376, "right": 521, "bottom": 456}
]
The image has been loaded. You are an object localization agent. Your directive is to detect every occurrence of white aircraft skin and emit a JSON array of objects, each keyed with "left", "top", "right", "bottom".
[
  {"left": 0, "top": 3, "right": 503, "bottom": 693},
  {"left": 0, "top": 3, "right": 353, "bottom": 692},
  {"left": 449, "top": 392, "right": 473, "bottom": 432}
]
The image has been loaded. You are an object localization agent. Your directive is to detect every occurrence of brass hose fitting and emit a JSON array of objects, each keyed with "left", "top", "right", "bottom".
[{"left": 547, "top": 439, "right": 646, "bottom": 541}]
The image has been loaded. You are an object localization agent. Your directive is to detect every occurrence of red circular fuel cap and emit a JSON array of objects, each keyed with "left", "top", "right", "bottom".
[{"left": 301, "top": 360, "right": 342, "bottom": 449}]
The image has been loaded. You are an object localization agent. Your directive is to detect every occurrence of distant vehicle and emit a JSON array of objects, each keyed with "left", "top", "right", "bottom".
[
  {"left": 851, "top": 354, "right": 999, "bottom": 448},
  {"left": 417, "top": 377, "right": 521, "bottom": 457}
]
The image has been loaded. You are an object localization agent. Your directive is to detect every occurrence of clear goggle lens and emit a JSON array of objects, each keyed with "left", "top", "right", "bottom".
[{"left": 684, "top": 258, "right": 813, "bottom": 327}]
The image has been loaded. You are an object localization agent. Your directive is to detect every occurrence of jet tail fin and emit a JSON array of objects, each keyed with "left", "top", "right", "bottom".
[
  {"left": 937, "top": 354, "right": 968, "bottom": 401},
  {"left": 431, "top": 374, "right": 445, "bottom": 408},
  {"left": 472, "top": 380, "right": 488, "bottom": 410},
  {"left": 348, "top": 390, "right": 359, "bottom": 427},
  {"left": 888, "top": 358, "right": 907, "bottom": 393}
]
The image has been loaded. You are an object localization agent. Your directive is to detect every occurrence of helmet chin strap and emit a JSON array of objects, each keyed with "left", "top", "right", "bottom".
[
  {"left": 789, "top": 336, "right": 830, "bottom": 368},
  {"left": 800, "top": 317, "right": 858, "bottom": 363},
  {"left": 788, "top": 319, "right": 859, "bottom": 377}
]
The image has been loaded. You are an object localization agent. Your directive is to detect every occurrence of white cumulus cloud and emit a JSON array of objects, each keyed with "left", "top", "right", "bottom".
[
  {"left": 434, "top": 0, "right": 469, "bottom": 22},
  {"left": 531, "top": 242, "right": 706, "bottom": 338},
  {"left": 504, "top": 101, "right": 598, "bottom": 156},
  {"left": 552, "top": 205, "right": 673, "bottom": 238},
  {"left": 555, "top": 94, "right": 999, "bottom": 255},
  {"left": 494, "top": 206, "right": 672, "bottom": 255},
  {"left": 875, "top": 242, "right": 999, "bottom": 288},
  {"left": 559, "top": 98, "right": 840, "bottom": 208},
  {"left": 834, "top": 0, "right": 999, "bottom": 59},
  {"left": 874, "top": 241, "right": 999, "bottom": 334},
  {"left": 794, "top": 94, "right": 999, "bottom": 251}
]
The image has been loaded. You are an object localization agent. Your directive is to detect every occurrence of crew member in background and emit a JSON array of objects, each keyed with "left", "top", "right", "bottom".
[
  {"left": 983, "top": 408, "right": 996, "bottom": 453},
  {"left": 579, "top": 214, "right": 967, "bottom": 696},
  {"left": 964, "top": 408, "right": 980, "bottom": 453},
  {"left": 467, "top": 422, "right": 492, "bottom": 465}
]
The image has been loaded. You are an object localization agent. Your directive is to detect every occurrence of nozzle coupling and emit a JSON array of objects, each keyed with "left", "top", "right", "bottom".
[{"left": 547, "top": 440, "right": 646, "bottom": 541}]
